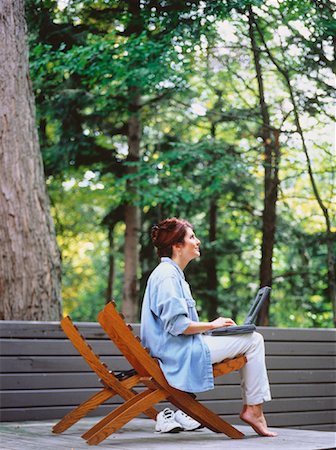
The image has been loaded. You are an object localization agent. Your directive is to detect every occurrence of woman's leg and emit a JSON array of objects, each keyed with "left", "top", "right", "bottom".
[
  {"left": 203, "top": 332, "right": 271, "bottom": 404},
  {"left": 203, "top": 332, "right": 277, "bottom": 437}
]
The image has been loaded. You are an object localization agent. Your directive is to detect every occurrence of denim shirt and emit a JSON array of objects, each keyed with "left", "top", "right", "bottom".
[{"left": 140, "top": 257, "right": 214, "bottom": 393}]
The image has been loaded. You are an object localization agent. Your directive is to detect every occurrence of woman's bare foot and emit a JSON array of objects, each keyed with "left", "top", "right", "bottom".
[{"left": 240, "top": 405, "right": 278, "bottom": 437}]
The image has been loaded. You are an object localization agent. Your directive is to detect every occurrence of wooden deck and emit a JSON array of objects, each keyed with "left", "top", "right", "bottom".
[{"left": 0, "top": 417, "right": 335, "bottom": 450}]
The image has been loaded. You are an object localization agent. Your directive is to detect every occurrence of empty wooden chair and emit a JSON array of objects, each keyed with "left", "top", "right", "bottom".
[{"left": 52, "top": 316, "right": 157, "bottom": 435}]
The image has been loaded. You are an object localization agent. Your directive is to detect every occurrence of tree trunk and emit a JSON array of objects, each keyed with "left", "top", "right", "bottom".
[
  {"left": 122, "top": 90, "right": 141, "bottom": 322},
  {"left": 103, "top": 205, "right": 124, "bottom": 304},
  {"left": 248, "top": 7, "right": 280, "bottom": 325},
  {"left": 204, "top": 121, "right": 219, "bottom": 320},
  {"left": 206, "top": 199, "right": 219, "bottom": 320},
  {"left": 106, "top": 226, "right": 115, "bottom": 303},
  {"left": 0, "top": 0, "right": 62, "bottom": 320}
]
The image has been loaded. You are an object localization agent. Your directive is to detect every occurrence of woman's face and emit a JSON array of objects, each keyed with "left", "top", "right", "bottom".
[{"left": 180, "top": 227, "right": 201, "bottom": 262}]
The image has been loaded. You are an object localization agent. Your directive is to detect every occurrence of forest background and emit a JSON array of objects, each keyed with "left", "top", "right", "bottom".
[{"left": 5, "top": 0, "right": 335, "bottom": 327}]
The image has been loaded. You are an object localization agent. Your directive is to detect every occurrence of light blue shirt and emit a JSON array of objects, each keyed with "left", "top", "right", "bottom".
[{"left": 140, "top": 257, "right": 214, "bottom": 393}]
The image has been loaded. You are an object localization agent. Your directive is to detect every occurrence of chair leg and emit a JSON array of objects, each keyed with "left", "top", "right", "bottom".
[
  {"left": 168, "top": 391, "right": 244, "bottom": 439},
  {"left": 52, "top": 388, "right": 114, "bottom": 434},
  {"left": 84, "top": 389, "right": 167, "bottom": 445},
  {"left": 116, "top": 376, "right": 158, "bottom": 420}
]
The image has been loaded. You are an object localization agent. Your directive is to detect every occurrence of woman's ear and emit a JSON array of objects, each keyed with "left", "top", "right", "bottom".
[{"left": 172, "top": 242, "right": 183, "bottom": 256}]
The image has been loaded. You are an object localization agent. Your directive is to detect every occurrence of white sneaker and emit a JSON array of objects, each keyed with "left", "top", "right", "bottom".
[
  {"left": 155, "top": 408, "right": 183, "bottom": 433},
  {"left": 174, "top": 410, "right": 202, "bottom": 431}
]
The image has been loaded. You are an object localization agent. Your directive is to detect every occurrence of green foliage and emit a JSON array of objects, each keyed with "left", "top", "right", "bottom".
[
  {"left": 128, "top": 140, "right": 250, "bottom": 210},
  {"left": 272, "top": 224, "right": 333, "bottom": 327},
  {"left": 26, "top": 0, "right": 335, "bottom": 326}
]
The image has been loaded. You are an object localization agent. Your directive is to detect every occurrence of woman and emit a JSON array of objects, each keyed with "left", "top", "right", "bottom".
[{"left": 140, "top": 217, "right": 277, "bottom": 437}]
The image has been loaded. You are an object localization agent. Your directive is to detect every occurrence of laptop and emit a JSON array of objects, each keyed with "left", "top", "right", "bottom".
[{"left": 211, "top": 286, "right": 271, "bottom": 336}]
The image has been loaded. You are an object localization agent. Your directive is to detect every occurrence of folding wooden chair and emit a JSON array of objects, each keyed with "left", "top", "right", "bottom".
[
  {"left": 82, "top": 301, "right": 247, "bottom": 445},
  {"left": 52, "top": 316, "right": 157, "bottom": 435}
]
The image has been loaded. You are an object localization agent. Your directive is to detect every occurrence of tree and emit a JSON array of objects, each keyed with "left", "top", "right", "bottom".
[
  {"left": 24, "top": 0, "right": 334, "bottom": 328},
  {"left": 248, "top": 5, "right": 281, "bottom": 325},
  {"left": 27, "top": 0, "right": 208, "bottom": 321},
  {"left": 251, "top": 0, "right": 336, "bottom": 325},
  {"left": 0, "top": 0, "right": 62, "bottom": 320}
]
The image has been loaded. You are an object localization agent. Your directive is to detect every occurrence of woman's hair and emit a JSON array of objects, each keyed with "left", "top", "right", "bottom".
[{"left": 151, "top": 217, "right": 193, "bottom": 258}]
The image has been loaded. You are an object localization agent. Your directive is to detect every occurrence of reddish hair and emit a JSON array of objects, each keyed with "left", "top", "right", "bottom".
[{"left": 151, "top": 217, "right": 193, "bottom": 258}]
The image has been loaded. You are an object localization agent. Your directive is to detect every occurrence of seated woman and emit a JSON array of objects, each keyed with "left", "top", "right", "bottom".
[{"left": 140, "top": 217, "right": 277, "bottom": 437}]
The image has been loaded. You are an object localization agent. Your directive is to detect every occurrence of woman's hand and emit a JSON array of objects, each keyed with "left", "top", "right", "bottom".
[
  {"left": 210, "top": 317, "right": 236, "bottom": 329},
  {"left": 183, "top": 317, "right": 236, "bottom": 335}
]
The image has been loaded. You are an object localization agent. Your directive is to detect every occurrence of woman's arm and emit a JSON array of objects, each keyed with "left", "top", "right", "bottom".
[{"left": 183, "top": 317, "right": 236, "bottom": 335}]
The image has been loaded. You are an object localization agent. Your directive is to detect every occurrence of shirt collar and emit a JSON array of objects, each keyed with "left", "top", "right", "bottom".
[{"left": 160, "top": 257, "right": 185, "bottom": 280}]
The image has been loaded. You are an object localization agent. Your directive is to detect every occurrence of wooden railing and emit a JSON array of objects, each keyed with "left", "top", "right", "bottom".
[{"left": 0, "top": 321, "right": 335, "bottom": 431}]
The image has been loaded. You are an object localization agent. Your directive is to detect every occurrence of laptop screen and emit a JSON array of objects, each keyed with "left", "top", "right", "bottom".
[{"left": 244, "top": 286, "right": 271, "bottom": 325}]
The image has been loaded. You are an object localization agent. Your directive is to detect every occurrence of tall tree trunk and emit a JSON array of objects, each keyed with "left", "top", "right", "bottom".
[
  {"left": 206, "top": 199, "right": 219, "bottom": 320},
  {"left": 122, "top": 90, "right": 141, "bottom": 322},
  {"left": 0, "top": 0, "right": 62, "bottom": 320},
  {"left": 121, "top": 0, "right": 143, "bottom": 322},
  {"left": 106, "top": 226, "right": 115, "bottom": 303},
  {"left": 248, "top": 7, "right": 280, "bottom": 325},
  {"left": 205, "top": 122, "right": 219, "bottom": 320}
]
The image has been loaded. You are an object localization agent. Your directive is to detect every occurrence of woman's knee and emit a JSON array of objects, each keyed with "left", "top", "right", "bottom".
[
  {"left": 251, "top": 331, "right": 265, "bottom": 349},
  {"left": 253, "top": 331, "right": 264, "bottom": 341}
]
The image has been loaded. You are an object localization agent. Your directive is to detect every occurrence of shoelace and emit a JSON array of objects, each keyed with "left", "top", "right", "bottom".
[
  {"left": 178, "top": 410, "right": 194, "bottom": 421},
  {"left": 162, "top": 408, "right": 175, "bottom": 421},
  {"left": 177, "top": 410, "right": 199, "bottom": 425}
]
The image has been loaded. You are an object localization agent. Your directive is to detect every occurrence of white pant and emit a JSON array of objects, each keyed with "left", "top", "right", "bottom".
[{"left": 203, "top": 332, "right": 272, "bottom": 405}]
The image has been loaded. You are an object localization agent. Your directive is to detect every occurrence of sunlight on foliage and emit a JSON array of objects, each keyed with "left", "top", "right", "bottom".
[{"left": 26, "top": 0, "right": 335, "bottom": 326}]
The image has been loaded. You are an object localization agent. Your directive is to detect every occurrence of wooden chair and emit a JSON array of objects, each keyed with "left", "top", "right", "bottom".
[
  {"left": 82, "top": 301, "right": 247, "bottom": 445},
  {"left": 52, "top": 316, "right": 157, "bottom": 435}
]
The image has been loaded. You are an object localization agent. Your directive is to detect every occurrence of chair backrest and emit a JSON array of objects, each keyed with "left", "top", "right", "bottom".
[
  {"left": 98, "top": 302, "right": 170, "bottom": 389},
  {"left": 60, "top": 316, "right": 123, "bottom": 388}
]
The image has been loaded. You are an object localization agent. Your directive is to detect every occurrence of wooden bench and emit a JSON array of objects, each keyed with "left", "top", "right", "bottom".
[{"left": 1, "top": 320, "right": 335, "bottom": 431}]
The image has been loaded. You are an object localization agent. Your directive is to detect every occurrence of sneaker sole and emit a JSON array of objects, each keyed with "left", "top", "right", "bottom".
[
  {"left": 182, "top": 424, "right": 204, "bottom": 431},
  {"left": 155, "top": 426, "right": 183, "bottom": 433}
]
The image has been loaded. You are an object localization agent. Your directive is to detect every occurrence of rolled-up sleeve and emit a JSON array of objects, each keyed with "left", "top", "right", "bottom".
[{"left": 152, "top": 277, "right": 192, "bottom": 336}]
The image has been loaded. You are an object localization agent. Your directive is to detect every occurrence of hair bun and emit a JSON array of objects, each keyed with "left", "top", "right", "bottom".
[
  {"left": 151, "top": 225, "right": 160, "bottom": 246},
  {"left": 161, "top": 220, "right": 177, "bottom": 231}
]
